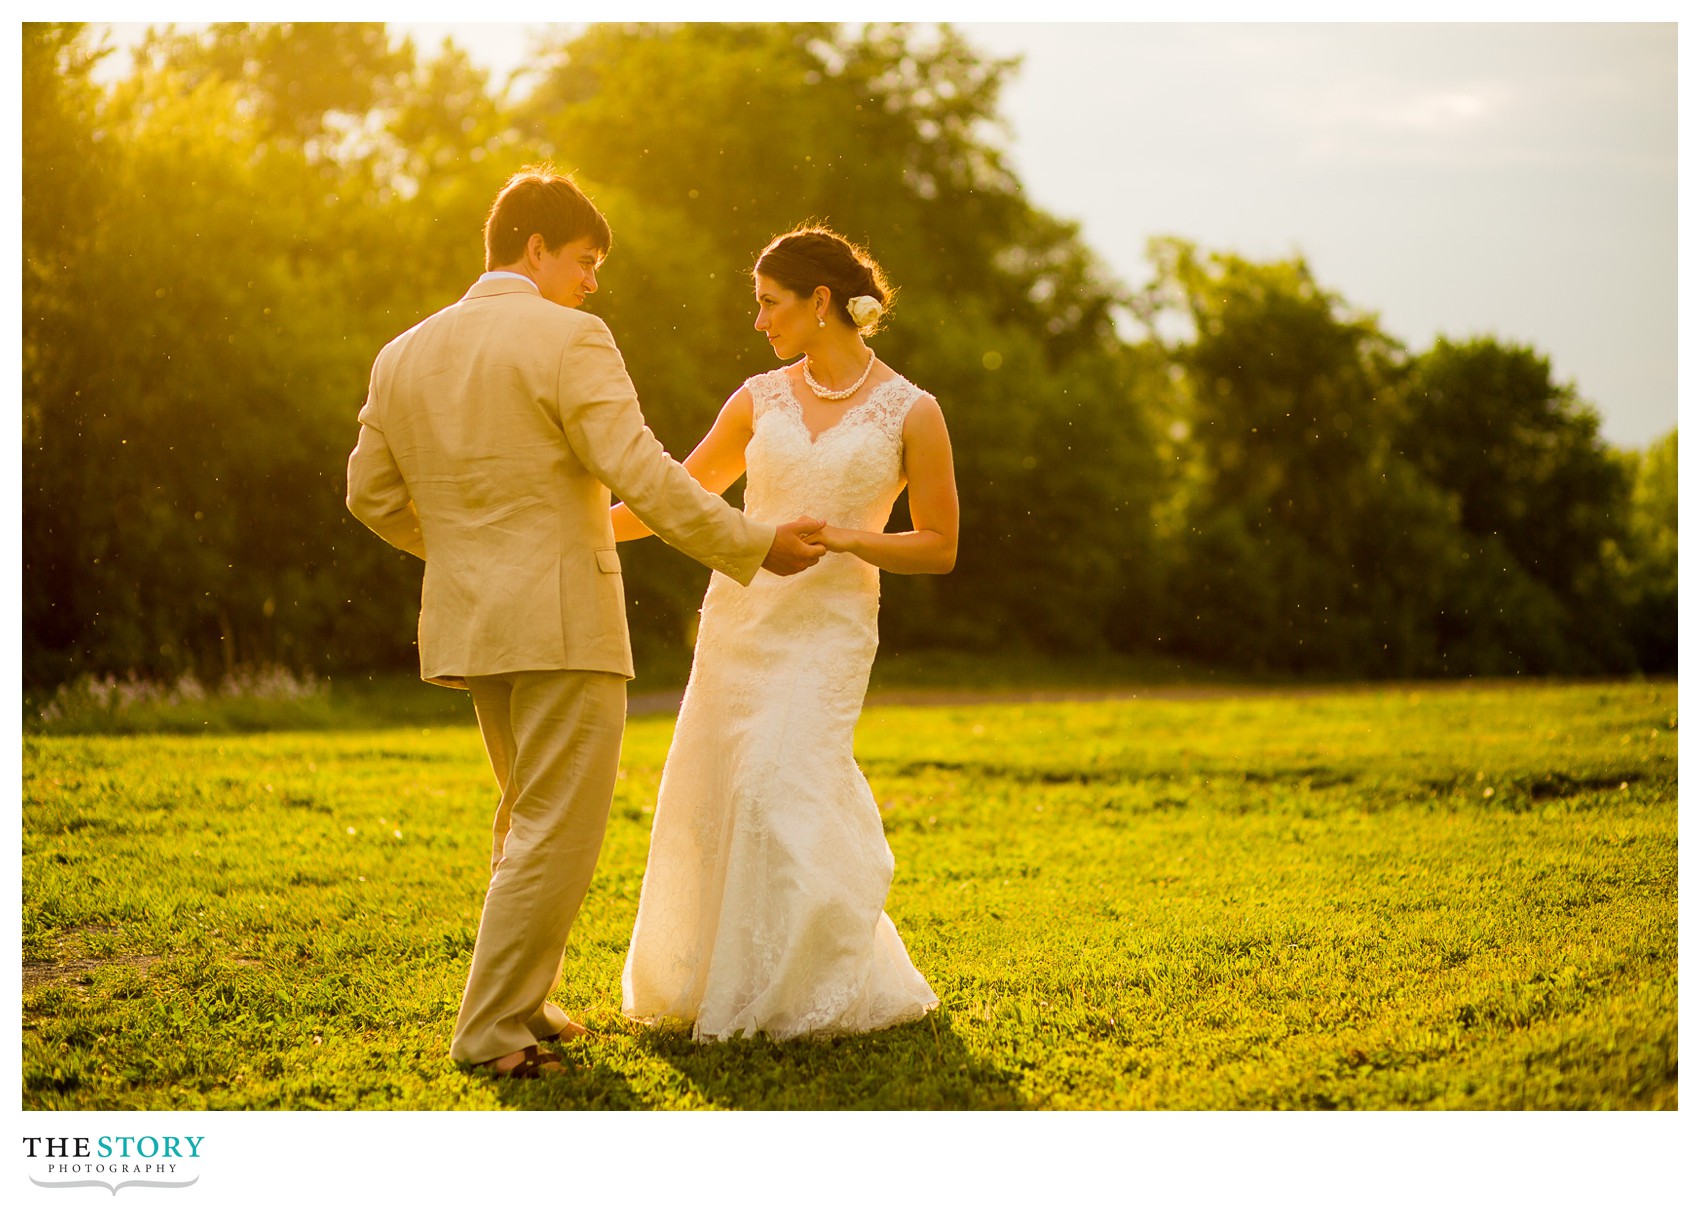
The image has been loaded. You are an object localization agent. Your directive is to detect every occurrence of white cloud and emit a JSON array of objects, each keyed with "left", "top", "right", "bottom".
[{"left": 1370, "top": 86, "right": 1502, "bottom": 132}]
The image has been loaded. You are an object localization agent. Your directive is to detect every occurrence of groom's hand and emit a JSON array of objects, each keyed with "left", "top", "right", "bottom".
[{"left": 763, "top": 517, "right": 827, "bottom": 576}]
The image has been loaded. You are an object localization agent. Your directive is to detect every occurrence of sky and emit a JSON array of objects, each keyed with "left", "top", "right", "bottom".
[{"left": 92, "top": 19, "right": 1678, "bottom": 449}]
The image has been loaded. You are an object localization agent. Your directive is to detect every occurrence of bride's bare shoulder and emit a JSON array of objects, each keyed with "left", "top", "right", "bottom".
[
  {"left": 722, "top": 383, "right": 756, "bottom": 415},
  {"left": 902, "top": 389, "right": 946, "bottom": 428},
  {"left": 867, "top": 357, "right": 906, "bottom": 391}
]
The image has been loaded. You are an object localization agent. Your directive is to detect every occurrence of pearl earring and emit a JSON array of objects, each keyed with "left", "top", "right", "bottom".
[{"left": 818, "top": 316, "right": 826, "bottom": 328}]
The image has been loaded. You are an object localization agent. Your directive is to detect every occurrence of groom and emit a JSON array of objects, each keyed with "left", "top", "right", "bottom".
[{"left": 346, "top": 167, "right": 824, "bottom": 1077}]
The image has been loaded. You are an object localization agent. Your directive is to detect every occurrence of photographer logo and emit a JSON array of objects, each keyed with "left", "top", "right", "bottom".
[{"left": 23, "top": 1135, "right": 202, "bottom": 1195}]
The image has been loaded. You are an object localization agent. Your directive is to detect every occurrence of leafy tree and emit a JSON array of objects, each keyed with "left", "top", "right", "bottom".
[
  {"left": 22, "top": 21, "right": 1666, "bottom": 690},
  {"left": 1606, "top": 430, "right": 1677, "bottom": 671},
  {"left": 21, "top": 24, "right": 503, "bottom": 686},
  {"left": 1402, "top": 336, "right": 1632, "bottom": 668},
  {"left": 513, "top": 22, "right": 1160, "bottom": 659},
  {"left": 1137, "top": 239, "right": 1468, "bottom": 674},
  {"left": 24, "top": 23, "right": 122, "bottom": 685},
  {"left": 136, "top": 21, "right": 411, "bottom": 144}
]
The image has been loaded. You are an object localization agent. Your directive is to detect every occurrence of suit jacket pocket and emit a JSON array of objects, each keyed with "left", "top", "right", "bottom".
[{"left": 559, "top": 546, "right": 632, "bottom": 676}]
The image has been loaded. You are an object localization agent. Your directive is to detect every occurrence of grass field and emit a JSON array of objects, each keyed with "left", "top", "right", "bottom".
[{"left": 21, "top": 679, "right": 1677, "bottom": 1110}]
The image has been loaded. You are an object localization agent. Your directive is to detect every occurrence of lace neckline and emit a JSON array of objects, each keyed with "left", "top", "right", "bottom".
[{"left": 774, "top": 370, "right": 910, "bottom": 446}]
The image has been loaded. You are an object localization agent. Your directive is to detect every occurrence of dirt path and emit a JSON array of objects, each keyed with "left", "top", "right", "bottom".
[{"left": 627, "top": 677, "right": 1617, "bottom": 715}]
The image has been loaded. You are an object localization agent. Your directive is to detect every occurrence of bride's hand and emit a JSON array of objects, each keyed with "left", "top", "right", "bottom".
[{"left": 802, "top": 524, "right": 856, "bottom": 553}]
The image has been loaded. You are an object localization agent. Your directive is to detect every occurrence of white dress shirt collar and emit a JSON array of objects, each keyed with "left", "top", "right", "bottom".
[{"left": 477, "top": 270, "right": 538, "bottom": 290}]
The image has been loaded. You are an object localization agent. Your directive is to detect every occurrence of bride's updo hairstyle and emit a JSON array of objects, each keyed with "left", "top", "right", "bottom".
[{"left": 755, "top": 225, "right": 896, "bottom": 336}]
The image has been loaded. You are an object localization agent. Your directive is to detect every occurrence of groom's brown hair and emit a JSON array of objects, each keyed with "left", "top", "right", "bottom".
[{"left": 484, "top": 165, "right": 613, "bottom": 270}]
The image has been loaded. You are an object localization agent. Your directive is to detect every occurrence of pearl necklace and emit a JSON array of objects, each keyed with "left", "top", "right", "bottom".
[{"left": 802, "top": 350, "right": 876, "bottom": 401}]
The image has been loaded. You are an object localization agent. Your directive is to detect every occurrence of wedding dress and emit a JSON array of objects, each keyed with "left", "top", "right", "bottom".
[{"left": 621, "top": 367, "right": 940, "bottom": 1040}]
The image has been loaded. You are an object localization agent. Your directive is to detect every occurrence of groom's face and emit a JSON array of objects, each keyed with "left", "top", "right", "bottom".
[{"left": 535, "top": 236, "right": 605, "bottom": 308}]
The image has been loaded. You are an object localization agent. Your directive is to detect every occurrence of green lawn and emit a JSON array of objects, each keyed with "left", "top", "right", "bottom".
[{"left": 21, "top": 679, "right": 1676, "bottom": 1109}]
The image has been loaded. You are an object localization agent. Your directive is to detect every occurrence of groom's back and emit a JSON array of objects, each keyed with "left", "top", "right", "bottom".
[
  {"left": 375, "top": 286, "right": 583, "bottom": 478},
  {"left": 362, "top": 280, "right": 633, "bottom": 681}
]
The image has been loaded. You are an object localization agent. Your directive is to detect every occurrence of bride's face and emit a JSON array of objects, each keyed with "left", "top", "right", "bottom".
[{"left": 753, "top": 273, "right": 816, "bottom": 360}]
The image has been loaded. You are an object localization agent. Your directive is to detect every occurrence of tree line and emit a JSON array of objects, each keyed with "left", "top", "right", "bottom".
[{"left": 21, "top": 22, "right": 1676, "bottom": 691}]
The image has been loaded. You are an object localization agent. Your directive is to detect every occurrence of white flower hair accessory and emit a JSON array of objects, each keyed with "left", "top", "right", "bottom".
[{"left": 846, "top": 295, "right": 884, "bottom": 327}]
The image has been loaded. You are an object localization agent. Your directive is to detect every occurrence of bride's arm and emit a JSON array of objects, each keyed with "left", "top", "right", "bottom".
[
  {"left": 810, "top": 395, "right": 958, "bottom": 574},
  {"left": 612, "top": 388, "right": 755, "bottom": 541}
]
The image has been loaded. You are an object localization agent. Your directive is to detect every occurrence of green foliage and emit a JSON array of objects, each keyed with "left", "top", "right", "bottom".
[
  {"left": 1135, "top": 242, "right": 1659, "bottom": 676},
  {"left": 145, "top": 22, "right": 411, "bottom": 143},
  {"left": 21, "top": 22, "right": 1673, "bottom": 691},
  {"left": 1607, "top": 430, "right": 1677, "bottom": 670},
  {"left": 513, "top": 22, "right": 1159, "bottom": 657},
  {"left": 21, "top": 23, "right": 502, "bottom": 688},
  {"left": 1140, "top": 241, "right": 1461, "bottom": 674},
  {"left": 21, "top": 681, "right": 1676, "bottom": 1108},
  {"left": 1403, "top": 337, "right": 1634, "bottom": 670}
]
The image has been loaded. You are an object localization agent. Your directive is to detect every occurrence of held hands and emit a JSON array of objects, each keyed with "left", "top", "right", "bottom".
[
  {"left": 798, "top": 524, "right": 855, "bottom": 554},
  {"left": 762, "top": 517, "right": 828, "bottom": 576}
]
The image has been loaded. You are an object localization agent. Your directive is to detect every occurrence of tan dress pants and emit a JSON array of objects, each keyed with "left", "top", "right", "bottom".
[{"left": 450, "top": 669, "right": 627, "bottom": 1064}]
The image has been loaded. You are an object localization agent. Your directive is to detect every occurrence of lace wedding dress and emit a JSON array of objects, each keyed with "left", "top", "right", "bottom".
[{"left": 621, "top": 367, "right": 940, "bottom": 1040}]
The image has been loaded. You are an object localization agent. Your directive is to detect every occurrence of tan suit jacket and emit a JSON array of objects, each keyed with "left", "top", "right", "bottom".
[{"left": 347, "top": 275, "right": 774, "bottom": 686}]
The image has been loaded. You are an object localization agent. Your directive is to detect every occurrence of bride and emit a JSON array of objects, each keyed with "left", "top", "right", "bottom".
[{"left": 612, "top": 226, "right": 957, "bottom": 1040}]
